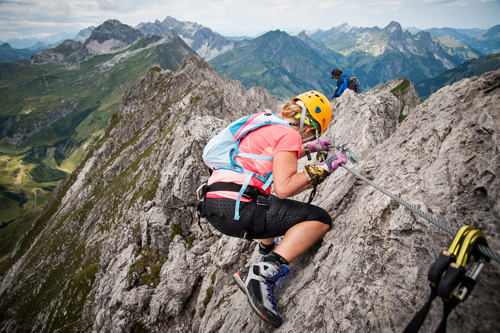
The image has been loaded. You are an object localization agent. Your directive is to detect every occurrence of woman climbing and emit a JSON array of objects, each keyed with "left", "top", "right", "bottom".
[{"left": 201, "top": 91, "right": 347, "bottom": 328}]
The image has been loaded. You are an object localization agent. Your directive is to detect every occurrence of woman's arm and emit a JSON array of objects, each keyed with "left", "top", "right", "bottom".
[
  {"left": 273, "top": 151, "right": 309, "bottom": 199},
  {"left": 299, "top": 145, "right": 306, "bottom": 159}
]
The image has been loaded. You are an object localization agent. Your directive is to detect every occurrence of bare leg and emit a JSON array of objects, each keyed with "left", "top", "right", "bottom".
[
  {"left": 273, "top": 221, "right": 330, "bottom": 263},
  {"left": 260, "top": 238, "right": 275, "bottom": 246}
]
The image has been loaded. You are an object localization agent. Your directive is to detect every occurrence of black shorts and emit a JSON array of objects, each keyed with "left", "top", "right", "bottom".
[{"left": 204, "top": 195, "right": 331, "bottom": 240}]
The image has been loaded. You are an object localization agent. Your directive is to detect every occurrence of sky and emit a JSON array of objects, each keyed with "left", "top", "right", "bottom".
[{"left": 0, "top": 0, "right": 499, "bottom": 42}]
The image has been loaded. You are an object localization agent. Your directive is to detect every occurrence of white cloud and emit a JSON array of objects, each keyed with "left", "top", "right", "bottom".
[
  {"left": 422, "top": 0, "right": 459, "bottom": 3},
  {"left": 0, "top": 0, "right": 498, "bottom": 41}
]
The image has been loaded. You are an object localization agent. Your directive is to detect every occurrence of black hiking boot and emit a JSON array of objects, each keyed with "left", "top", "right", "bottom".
[{"left": 233, "top": 260, "right": 291, "bottom": 328}]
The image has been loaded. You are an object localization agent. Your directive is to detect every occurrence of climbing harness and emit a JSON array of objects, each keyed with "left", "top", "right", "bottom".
[
  {"left": 403, "top": 226, "right": 490, "bottom": 333},
  {"left": 197, "top": 182, "right": 270, "bottom": 239}
]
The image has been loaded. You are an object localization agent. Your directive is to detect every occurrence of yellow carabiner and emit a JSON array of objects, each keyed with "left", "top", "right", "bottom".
[
  {"left": 456, "top": 229, "right": 487, "bottom": 267},
  {"left": 448, "top": 226, "right": 475, "bottom": 256}
]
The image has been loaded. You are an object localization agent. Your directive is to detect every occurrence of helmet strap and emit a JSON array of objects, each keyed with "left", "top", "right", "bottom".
[
  {"left": 302, "top": 134, "right": 316, "bottom": 143},
  {"left": 295, "top": 100, "right": 307, "bottom": 141},
  {"left": 295, "top": 100, "right": 319, "bottom": 143}
]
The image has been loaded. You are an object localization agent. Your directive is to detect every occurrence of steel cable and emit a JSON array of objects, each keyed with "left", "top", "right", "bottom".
[{"left": 341, "top": 164, "right": 500, "bottom": 264}]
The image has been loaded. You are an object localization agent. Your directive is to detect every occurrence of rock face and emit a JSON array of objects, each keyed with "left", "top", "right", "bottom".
[
  {"left": 371, "top": 78, "right": 421, "bottom": 117},
  {"left": 84, "top": 19, "right": 144, "bottom": 55},
  {"left": 0, "top": 53, "right": 499, "bottom": 333},
  {"left": 30, "top": 40, "right": 83, "bottom": 65}
]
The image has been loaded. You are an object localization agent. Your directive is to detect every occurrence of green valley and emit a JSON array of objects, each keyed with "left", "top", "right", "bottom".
[{"left": 0, "top": 27, "right": 194, "bottom": 230}]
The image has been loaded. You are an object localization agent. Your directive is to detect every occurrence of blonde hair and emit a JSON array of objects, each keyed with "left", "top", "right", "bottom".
[
  {"left": 279, "top": 102, "right": 314, "bottom": 129},
  {"left": 280, "top": 102, "right": 302, "bottom": 125}
]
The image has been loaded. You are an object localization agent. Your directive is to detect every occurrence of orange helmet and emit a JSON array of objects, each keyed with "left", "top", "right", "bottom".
[{"left": 292, "top": 91, "right": 332, "bottom": 135}]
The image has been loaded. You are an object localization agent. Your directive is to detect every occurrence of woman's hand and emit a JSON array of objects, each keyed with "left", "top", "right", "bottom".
[
  {"left": 303, "top": 153, "right": 347, "bottom": 189},
  {"left": 318, "top": 153, "right": 347, "bottom": 173},
  {"left": 306, "top": 139, "right": 331, "bottom": 153}
]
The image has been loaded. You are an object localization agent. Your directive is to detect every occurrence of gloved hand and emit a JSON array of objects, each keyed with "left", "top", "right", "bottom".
[
  {"left": 318, "top": 153, "right": 347, "bottom": 173},
  {"left": 307, "top": 139, "right": 332, "bottom": 153},
  {"left": 304, "top": 153, "right": 347, "bottom": 188}
]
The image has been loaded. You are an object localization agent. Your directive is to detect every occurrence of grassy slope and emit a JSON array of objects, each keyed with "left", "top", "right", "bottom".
[
  {"left": 0, "top": 73, "right": 188, "bottom": 329},
  {"left": 0, "top": 38, "right": 162, "bottom": 254},
  {"left": 210, "top": 31, "right": 336, "bottom": 101},
  {"left": 433, "top": 36, "right": 483, "bottom": 63}
]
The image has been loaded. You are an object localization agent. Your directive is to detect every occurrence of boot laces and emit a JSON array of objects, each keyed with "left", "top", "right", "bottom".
[{"left": 264, "top": 264, "right": 293, "bottom": 313}]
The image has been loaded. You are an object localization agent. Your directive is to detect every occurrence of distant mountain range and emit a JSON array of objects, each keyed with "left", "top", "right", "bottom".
[
  {"left": 0, "top": 19, "right": 195, "bottom": 223},
  {"left": 415, "top": 52, "right": 500, "bottom": 99},
  {"left": 0, "top": 42, "right": 60, "bottom": 63},
  {"left": 136, "top": 16, "right": 239, "bottom": 61},
  {"left": 209, "top": 21, "right": 487, "bottom": 99},
  {"left": 2, "top": 31, "right": 78, "bottom": 49},
  {"left": 305, "top": 24, "right": 499, "bottom": 55},
  {"left": 209, "top": 30, "right": 342, "bottom": 100},
  {"left": 424, "top": 26, "right": 500, "bottom": 54},
  {"left": 133, "top": 17, "right": 497, "bottom": 99},
  {"left": 3, "top": 19, "right": 499, "bottom": 67},
  {"left": 0, "top": 43, "right": 35, "bottom": 63}
]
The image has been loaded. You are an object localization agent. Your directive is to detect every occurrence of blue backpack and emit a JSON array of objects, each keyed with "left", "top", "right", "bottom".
[{"left": 202, "top": 110, "right": 291, "bottom": 219}]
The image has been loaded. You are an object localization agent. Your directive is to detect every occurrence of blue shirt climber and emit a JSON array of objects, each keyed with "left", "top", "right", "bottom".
[{"left": 331, "top": 68, "right": 350, "bottom": 100}]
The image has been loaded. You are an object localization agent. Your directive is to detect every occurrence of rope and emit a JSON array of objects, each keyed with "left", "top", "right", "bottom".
[{"left": 341, "top": 164, "right": 500, "bottom": 264}]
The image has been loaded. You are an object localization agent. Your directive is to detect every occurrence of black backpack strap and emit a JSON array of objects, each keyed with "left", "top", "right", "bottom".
[{"left": 253, "top": 196, "right": 270, "bottom": 235}]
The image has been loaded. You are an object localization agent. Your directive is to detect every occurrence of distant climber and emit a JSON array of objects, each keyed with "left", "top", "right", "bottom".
[
  {"left": 331, "top": 68, "right": 359, "bottom": 100},
  {"left": 199, "top": 91, "right": 346, "bottom": 328}
]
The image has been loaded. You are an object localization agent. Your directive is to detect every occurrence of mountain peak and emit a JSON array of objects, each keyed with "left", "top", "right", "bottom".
[
  {"left": 296, "top": 31, "right": 307, "bottom": 38},
  {"left": 87, "top": 19, "right": 144, "bottom": 45},
  {"left": 1, "top": 42, "right": 13, "bottom": 50},
  {"left": 81, "top": 19, "right": 144, "bottom": 58},
  {"left": 385, "top": 21, "right": 402, "bottom": 32},
  {"left": 337, "top": 22, "right": 352, "bottom": 33}
]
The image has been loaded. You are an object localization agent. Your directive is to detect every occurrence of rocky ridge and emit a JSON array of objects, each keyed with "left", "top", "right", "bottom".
[
  {"left": 0, "top": 54, "right": 498, "bottom": 332},
  {"left": 30, "top": 40, "right": 82, "bottom": 65},
  {"left": 137, "top": 16, "right": 237, "bottom": 61}
]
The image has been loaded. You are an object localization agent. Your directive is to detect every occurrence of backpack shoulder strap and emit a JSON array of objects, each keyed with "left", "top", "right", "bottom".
[{"left": 230, "top": 111, "right": 290, "bottom": 220}]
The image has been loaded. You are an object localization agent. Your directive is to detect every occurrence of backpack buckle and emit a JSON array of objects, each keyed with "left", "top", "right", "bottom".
[{"left": 257, "top": 195, "right": 271, "bottom": 207}]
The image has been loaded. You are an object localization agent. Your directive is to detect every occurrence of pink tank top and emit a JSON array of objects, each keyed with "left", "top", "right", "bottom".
[{"left": 207, "top": 124, "right": 302, "bottom": 200}]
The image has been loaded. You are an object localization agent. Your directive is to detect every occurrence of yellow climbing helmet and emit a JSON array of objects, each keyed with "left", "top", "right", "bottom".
[{"left": 292, "top": 90, "right": 332, "bottom": 135}]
